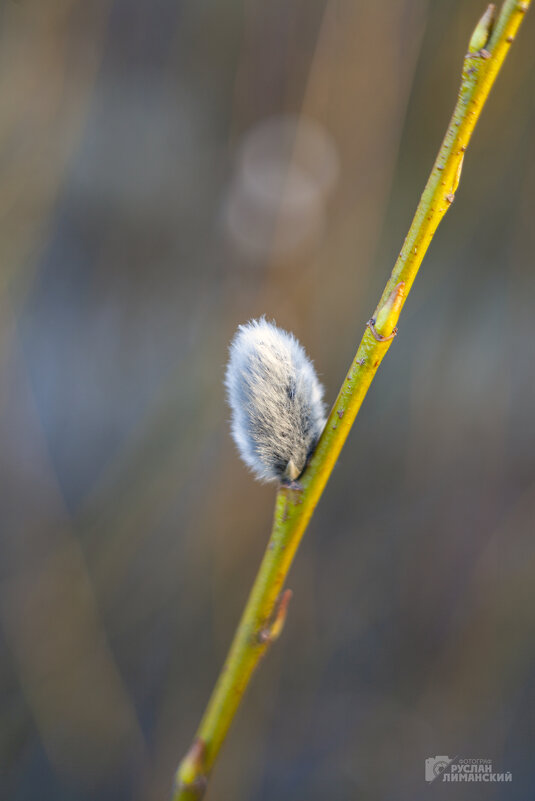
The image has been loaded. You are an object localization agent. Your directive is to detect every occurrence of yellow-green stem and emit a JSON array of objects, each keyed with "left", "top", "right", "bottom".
[{"left": 173, "top": 3, "right": 530, "bottom": 798}]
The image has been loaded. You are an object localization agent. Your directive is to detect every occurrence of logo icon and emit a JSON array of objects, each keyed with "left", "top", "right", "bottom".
[
  {"left": 425, "top": 756, "right": 454, "bottom": 783},
  {"left": 425, "top": 755, "right": 512, "bottom": 783}
]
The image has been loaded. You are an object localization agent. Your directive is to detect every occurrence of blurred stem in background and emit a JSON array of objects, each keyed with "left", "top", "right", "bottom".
[{"left": 173, "top": 3, "right": 531, "bottom": 798}]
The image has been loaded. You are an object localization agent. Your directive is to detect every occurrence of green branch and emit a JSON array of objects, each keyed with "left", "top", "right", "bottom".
[{"left": 173, "top": 3, "right": 530, "bottom": 798}]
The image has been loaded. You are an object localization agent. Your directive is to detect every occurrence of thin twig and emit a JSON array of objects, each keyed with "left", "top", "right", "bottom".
[{"left": 173, "top": 3, "right": 531, "bottom": 798}]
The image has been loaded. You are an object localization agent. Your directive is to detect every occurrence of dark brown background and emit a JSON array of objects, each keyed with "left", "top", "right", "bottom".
[{"left": 1, "top": 1, "right": 534, "bottom": 799}]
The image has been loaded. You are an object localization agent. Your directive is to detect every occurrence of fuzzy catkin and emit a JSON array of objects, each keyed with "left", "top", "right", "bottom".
[{"left": 225, "top": 318, "right": 326, "bottom": 483}]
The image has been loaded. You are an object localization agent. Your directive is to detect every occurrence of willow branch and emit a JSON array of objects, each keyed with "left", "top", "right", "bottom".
[{"left": 173, "top": 3, "right": 530, "bottom": 798}]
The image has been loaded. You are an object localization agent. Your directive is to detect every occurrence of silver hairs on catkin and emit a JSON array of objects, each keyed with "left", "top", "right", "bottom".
[{"left": 225, "top": 318, "right": 326, "bottom": 484}]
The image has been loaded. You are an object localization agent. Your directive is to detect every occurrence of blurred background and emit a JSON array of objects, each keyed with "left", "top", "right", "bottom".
[{"left": 1, "top": 1, "right": 534, "bottom": 799}]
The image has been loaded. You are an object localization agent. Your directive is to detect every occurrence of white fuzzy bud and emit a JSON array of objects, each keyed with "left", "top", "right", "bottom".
[{"left": 225, "top": 318, "right": 326, "bottom": 483}]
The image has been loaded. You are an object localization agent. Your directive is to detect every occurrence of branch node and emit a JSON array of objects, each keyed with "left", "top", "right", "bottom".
[
  {"left": 369, "top": 282, "right": 405, "bottom": 342},
  {"left": 257, "top": 589, "right": 293, "bottom": 644},
  {"left": 453, "top": 153, "right": 465, "bottom": 194},
  {"left": 468, "top": 4, "right": 496, "bottom": 53},
  {"left": 175, "top": 738, "right": 208, "bottom": 799},
  {"left": 280, "top": 478, "right": 303, "bottom": 492},
  {"left": 367, "top": 319, "right": 398, "bottom": 342}
]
